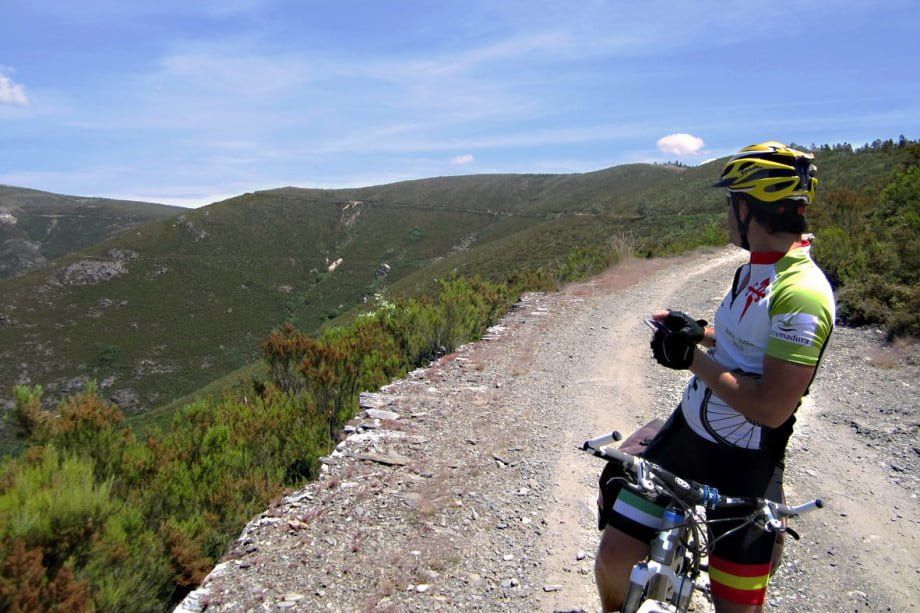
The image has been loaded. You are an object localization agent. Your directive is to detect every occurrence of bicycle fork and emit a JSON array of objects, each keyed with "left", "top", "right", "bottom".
[{"left": 623, "top": 505, "right": 694, "bottom": 613}]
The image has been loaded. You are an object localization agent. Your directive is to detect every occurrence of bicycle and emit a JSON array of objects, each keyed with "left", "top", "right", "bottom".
[{"left": 582, "top": 429, "right": 823, "bottom": 613}]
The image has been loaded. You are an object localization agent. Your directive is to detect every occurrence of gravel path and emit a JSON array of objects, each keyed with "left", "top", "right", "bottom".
[{"left": 180, "top": 246, "right": 919, "bottom": 613}]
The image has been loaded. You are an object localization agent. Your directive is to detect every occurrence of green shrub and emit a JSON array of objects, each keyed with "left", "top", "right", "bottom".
[
  {"left": 7, "top": 385, "right": 45, "bottom": 438},
  {"left": 93, "top": 343, "right": 121, "bottom": 367},
  {"left": 83, "top": 506, "right": 176, "bottom": 611},
  {"left": 262, "top": 322, "right": 316, "bottom": 396},
  {"left": 0, "top": 447, "right": 114, "bottom": 572},
  {"left": 810, "top": 152, "right": 920, "bottom": 339},
  {"left": 887, "top": 285, "right": 920, "bottom": 338},
  {"left": 876, "top": 165, "right": 920, "bottom": 285},
  {"left": 561, "top": 245, "right": 616, "bottom": 282}
]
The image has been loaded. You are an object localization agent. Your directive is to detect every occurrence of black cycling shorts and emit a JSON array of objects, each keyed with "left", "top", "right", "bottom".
[{"left": 598, "top": 408, "right": 785, "bottom": 605}]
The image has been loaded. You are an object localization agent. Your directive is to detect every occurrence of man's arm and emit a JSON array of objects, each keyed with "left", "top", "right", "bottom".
[{"left": 689, "top": 349, "right": 815, "bottom": 428}]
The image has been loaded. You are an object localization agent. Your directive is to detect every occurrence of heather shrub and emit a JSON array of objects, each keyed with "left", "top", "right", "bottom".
[
  {"left": 7, "top": 385, "right": 46, "bottom": 439},
  {"left": 0, "top": 447, "right": 114, "bottom": 575},
  {"left": 811, "top": 154, "right": 920, "bottom": 339},
  {"left": 0, "top": 536, "right": 93, "bottom": 613}
]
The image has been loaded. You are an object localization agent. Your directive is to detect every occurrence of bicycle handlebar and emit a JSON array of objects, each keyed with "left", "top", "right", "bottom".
[{"left": 582, "top": 434, "right": 823, "bottom": 523}]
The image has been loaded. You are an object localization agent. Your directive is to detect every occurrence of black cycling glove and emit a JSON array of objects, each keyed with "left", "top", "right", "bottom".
[
  {"left": 651, "top": 330, "right": 695, "bottom": 369},
  {"left": 661, "top": 310, "right": 707, "bottom": 343},
  {"left": 650, "top": 310, "right": 708, "bottom": 370}
]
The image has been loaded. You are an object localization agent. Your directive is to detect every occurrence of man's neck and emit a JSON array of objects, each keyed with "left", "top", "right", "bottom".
[{"left": 748, "top": 229, "right": 804, "bottom": 254}]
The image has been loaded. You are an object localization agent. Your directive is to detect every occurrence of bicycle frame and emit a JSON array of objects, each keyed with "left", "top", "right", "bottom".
[{"left": 623, "top": 503, "right": 696, "bottom": 613}]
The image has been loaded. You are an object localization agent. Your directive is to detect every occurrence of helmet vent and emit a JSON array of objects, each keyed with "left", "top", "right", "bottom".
[
  {"left": 765, "top": 180, "right": 797, "bottom": 193},
  {"left": 737, "top": 161, "right": 755, "bottom": 172}
]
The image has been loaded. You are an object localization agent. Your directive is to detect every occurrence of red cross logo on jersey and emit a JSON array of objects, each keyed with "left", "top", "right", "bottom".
[{"left": 740, "top": 278, "right": 770, "bottom": 321}]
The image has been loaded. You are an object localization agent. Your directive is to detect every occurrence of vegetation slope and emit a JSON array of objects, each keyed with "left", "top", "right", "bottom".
[{"left": 0, "top": 164, "right": 682, "bottom": 430}]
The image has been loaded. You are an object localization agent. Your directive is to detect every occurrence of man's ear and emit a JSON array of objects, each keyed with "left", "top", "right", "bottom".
[{"left": 736, "top": 197, "right": 750, "bottom": 221}]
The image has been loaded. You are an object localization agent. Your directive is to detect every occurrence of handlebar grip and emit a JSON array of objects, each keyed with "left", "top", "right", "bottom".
[
  {"left": 583, "top": 442, "right": 640, "bottom": 471},
  {"left": 582, "top": 431, "right": 623, "bottom": 450},
  {"left": 779, "top": 499, "right": 824, "bottom": 516}
]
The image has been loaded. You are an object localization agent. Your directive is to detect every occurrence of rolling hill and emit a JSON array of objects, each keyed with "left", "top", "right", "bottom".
[{"left": 0, "top": 145, "right": 909, "bottom": 452}]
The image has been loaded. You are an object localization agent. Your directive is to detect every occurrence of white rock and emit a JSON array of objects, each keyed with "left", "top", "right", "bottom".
[{"left": 365, "top": 408, "right": 401, "bottom": 420}]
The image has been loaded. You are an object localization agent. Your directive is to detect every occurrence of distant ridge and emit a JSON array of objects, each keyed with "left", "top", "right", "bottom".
[{"left": 0, "top": 185, "right": 184, "bottom": 279}]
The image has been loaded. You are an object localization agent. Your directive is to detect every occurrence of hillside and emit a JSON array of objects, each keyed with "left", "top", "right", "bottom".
[
  {"left": 0, "top": 185, "right": 184, "bottom": 279},
  {"left": 0, "top": 146, "right": 910, "bottom": 453},
  {"left": 0, "top": 166, "right": 679, "bottom": 435}
]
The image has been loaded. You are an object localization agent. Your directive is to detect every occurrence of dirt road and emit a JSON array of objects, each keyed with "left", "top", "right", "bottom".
[{"left": 184, "top": 246, "right": 919, "bottom": 613}]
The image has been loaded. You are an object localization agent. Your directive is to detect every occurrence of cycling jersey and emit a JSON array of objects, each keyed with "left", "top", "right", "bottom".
[{"left": 681, "top": 242, "right": 835, "bottom": 450}]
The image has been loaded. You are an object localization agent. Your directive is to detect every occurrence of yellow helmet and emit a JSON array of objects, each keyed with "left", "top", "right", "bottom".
[{"left": 714, "top": 141, "right": 818, "bottom": 205}]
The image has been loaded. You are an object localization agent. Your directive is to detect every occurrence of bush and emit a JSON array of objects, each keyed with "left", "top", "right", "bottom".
[
  {"left": 82, "top": 506, "right": 176, "bottom": 610},
  {"left": 887, "top": 285, "right": 920, "bottom": 339},
  {"left": 560, "top": 245, "right": 616, "bottom": 282},
  {"left": 0, "top": 447, "right": 114, "bottom": 573},
  {"left": 0, "top": 537, "right": 92, "bottom": 613},
  {"left": 810, "top": 157, "right": 920, "bottom": 339},
  {"left": 7, "top": 386, "right": 45, "bottom": 439}
]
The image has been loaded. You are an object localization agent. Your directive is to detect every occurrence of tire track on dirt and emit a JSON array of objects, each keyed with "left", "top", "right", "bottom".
[{"left": 531, "top": 248, "right": 745, "bottom": 612}]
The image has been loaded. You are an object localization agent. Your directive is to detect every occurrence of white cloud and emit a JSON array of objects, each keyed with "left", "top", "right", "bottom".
[
  {"left": 0, "top": 71, "right": 29, "bottom": 106},
  {"left": 451, "top": 154, "right": 475, "bottom": 165},
  {"left": 657, "top": 133, "right": 705, "bottom": 156}
]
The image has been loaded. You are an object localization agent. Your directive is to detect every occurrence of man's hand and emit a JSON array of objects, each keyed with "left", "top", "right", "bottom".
[
  {"left": 650, "top": 329, "right": 696, "bottom": 369},
  {"left": 660, "top": 310, "right": 707, "bottom": 343},
  {"left": 649, "top": 310, "right": 708, "bottom": 370}
]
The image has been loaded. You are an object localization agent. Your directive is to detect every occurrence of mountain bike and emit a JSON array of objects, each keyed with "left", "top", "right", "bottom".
[{"left": 582, "top": 429, "right": 823, "bottom": 613}]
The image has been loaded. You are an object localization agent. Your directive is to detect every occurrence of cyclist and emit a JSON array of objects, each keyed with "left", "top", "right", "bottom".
[{"left": 595, "top": 142, "right": 836, "bottom": 613}]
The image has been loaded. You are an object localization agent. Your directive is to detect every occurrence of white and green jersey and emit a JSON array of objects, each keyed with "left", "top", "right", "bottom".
[{"left": 681, "top": 243, "right": 835, "bottom": 449}]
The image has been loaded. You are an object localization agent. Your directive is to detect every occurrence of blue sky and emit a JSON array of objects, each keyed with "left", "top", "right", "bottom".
[{"left": 1, "top": 1, "right": 918, "bottom": 207}]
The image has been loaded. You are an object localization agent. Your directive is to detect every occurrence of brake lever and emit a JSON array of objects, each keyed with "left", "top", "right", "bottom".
[{"left": 636, "top": 460, "right": 655, "bottom": 492}]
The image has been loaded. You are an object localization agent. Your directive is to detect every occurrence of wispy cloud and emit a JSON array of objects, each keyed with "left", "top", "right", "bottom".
[
  {"left": 155, "top": 45, "right": 310, "bottom": 98},
  {"left": 0, "top": 68, "right": 29, "bottom": 106},
  {"left": 365, "top": 30, "right": 572, "bottom": 80},
  {"left": 451, "top": 154, "right": 474, "bottom": 165},
  {"left": 315, "top": 121, "right": 659, "bottom": 156}
]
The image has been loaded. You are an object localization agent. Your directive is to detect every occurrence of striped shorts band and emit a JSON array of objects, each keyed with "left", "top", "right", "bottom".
[
  {"left": 709, "top": 554, "right": 772, "bottom": 605},
  {"left": 609, "top": 488, "right": 665, "bottom": 542}
]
